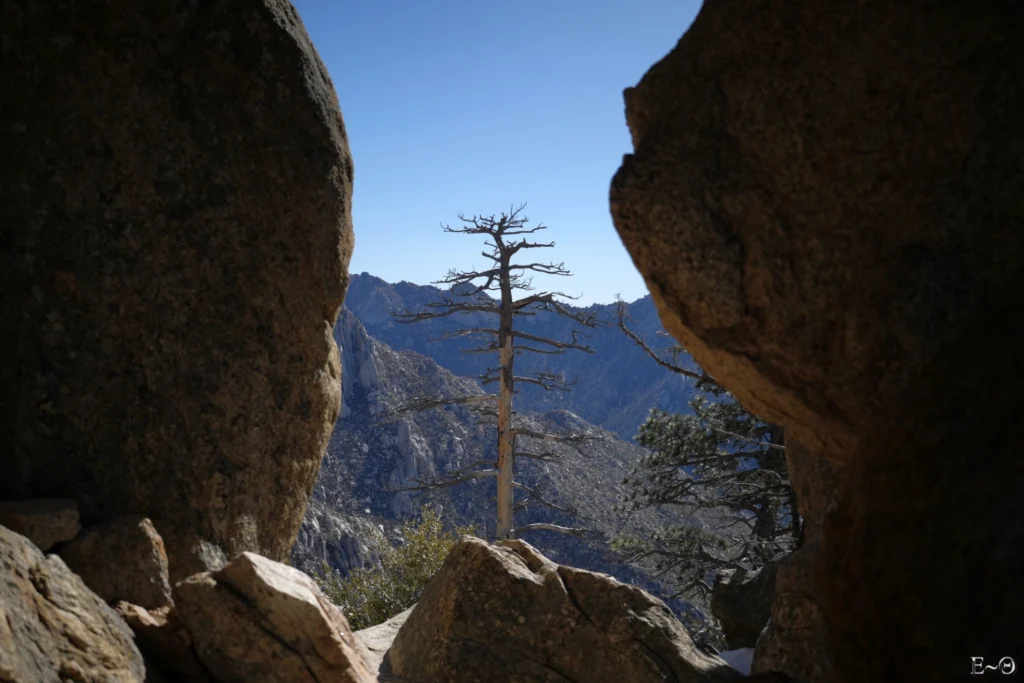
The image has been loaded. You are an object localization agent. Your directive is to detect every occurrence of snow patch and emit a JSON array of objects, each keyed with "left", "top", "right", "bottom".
[{"left": 718, "top": 648, "right": 754, "bottom": 675}]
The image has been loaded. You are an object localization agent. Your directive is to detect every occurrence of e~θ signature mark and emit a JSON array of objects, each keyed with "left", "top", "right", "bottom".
[{"left": 971, "top": 657, "right": 1016, "bottom": 676}]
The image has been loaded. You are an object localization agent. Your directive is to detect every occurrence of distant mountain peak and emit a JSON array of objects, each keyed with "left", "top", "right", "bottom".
[{"left": 342, "top": 273, "right": 695, "bottom": 440}]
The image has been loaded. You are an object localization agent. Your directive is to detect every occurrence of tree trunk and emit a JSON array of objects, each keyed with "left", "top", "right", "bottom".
[{"left": 495, "top": 265, "right": 515, "bottom": 540}]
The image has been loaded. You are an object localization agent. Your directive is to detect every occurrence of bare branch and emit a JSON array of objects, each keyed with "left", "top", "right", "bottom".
[
  {"left": 476, "top": 369, "right": 577, "bottom": 391},
  {"left": 615, "top": 299, "right": 711, "bottom": 383},
  {"left": 430, "top": 327, "right": 499, "bottom": 342},
  {"left": 507, "top": 261, "right": 570, "bottom": 275},
  {"left": 512, "top": 292, "right": 579, "bottom": 310},
  {"left": 501, "top": 227, "right": 548, "bottom": 236},
  {"left": 512, "top": 523, "right": 589, "bottom": 536},
  {"left": 507, "top": 242, "right": 557, "bottom": 257},
  {"left": 511, "top": 373, "right": 577, "bottom": 392},
  {"left": 393, "top": 300, "right": 501, "bottom": 323},
  {"left": 513, "top": 329, "right": 594, "bottom": 353},
  {"left": 372, "top": 394, "right": 496, "bottom": 426},
  {"left": 385, "top": 466, "right": 498, "bottom": 493},
  {"left": 513, "top": 345, "right": 569, "bottom": 355},
  {"left": 513, "top": 449, "right": 561, "bottom": 462},
  {"left": 463, "top": 344, "right": 500, "bottom": 354},
  {"left": 513, "top": 426, "right": 603, "bottom": 445},
  {"left": 513, "top": 482, "right": 579, "bottom": 517},
  {"left": 434, "top": 267, "right": 501, "bottom": 286}
]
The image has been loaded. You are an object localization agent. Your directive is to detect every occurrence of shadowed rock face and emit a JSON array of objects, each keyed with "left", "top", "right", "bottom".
[
  {"left": 819, "top": 289, "right": 1024, "bottom": 681},
  {"left": 752, "top": 441, "right": 839, "bottom": 682},
  {"left": 711, "top": 563, "right": 777, "bottom": 651},
  {"left": 0, "top": 0, "right": 353, "bottom": 580},
  {"left": 59, "top": 516, "right": 174, "bottom": 610},
  {"left": 610, "top": 2, "right": 1023, "bottom": 682},
  {"left": 610, "top": 0, "right": 1024, "bottom": 462}
]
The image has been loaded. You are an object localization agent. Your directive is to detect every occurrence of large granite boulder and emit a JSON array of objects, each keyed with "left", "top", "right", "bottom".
[
  {"left": 174, "top": 551, "right": 375, "bottom": 683},
  {"left": 0, "top": 524, "right": 145, "bottom": 682},
  {"left": 0, "top": 0, "right": 353, "bottom": 580},
  {"left": 388, "top": 536, "right": 742, "bottom": 683},
  {"left": 609, "top": 3, "right": 1024, "bottom": 682},
  {"left": 610, "top": 0, "right": 1024, "bottom": 462}
]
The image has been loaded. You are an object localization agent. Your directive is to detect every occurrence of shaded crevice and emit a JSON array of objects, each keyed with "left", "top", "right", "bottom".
[
  {"left": 630, "top": 638, "right": 680, "bottom": 683},
  {"left": 554, "top": 568, "right": 599, "bottom": 630}
]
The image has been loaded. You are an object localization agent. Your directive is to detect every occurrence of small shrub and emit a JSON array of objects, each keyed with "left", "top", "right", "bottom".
[{"left": 314, "top": 507, "right": 472, "bottom": 630}]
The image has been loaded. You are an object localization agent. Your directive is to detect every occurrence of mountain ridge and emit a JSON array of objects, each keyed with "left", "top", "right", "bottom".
[
  {"left": 292, "top": 308, "right": 703, "bottom": 618},
  {"left": 342, "top": 272, "right": 702, "bottom": 439}
]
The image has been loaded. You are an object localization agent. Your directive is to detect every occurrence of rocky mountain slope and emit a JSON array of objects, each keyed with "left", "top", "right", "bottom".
[
  {"left": 343, "top": 273, "right": 701, "bottom": 440},
  {"left": 292, "top": 309, "right": 701, "bottom": 616}
]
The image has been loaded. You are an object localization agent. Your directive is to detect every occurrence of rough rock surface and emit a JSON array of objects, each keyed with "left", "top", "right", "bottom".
[
  {"left": 174, "top": 551, "right": 375, "bottom": 683},
  {"left": 819, "top": 292, "right": 1024, "bottom": 682},
  {"left": 711, "top": 563, "right": 777, "bottom": 650},
  {"left": 610, "top": 4, "right": 1024, "bottom": 682},
  {"left": 752, "top": 544, "right": 833, "bottom": 683},
  {"left": 0, "top": 525, "right": 145, "bottom": 682},
  {"left": 610, "top": 0, "right": 1024, "bottom": 462},
  {"left": 388, "top": 536, "right": 740, "bottom": 683},
  {"left": 0, "top": 498, "right": 80, "bottom": 551},
  {"left": 753, "top": 441, "right": 838, "bottom": 681},
  {"left": 114, "top": 602, "right": 207, "bottom": 680},
  {"left": 781, "top": 442, "right": 840, "bottom": 546},
  {"left": 0, "top": 0, "right": 353, "bottom": 580},
  {"left": 59, "top": 516, "right": 173, "bottom": 610},
  {"left": 354, "top": 606, "right": 413, "bottom": 677}
]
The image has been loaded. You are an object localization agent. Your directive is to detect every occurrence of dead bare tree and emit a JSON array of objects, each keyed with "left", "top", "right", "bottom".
[{"left": 391, "top": 204, "right": 600, "bottom": 540}]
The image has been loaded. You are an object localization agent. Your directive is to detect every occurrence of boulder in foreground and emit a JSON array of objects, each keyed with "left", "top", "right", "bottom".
[
  {"left": 0, "top": 524, "right": 144, "bottom": 682},
  {"left": 174, "top": 551, "right": 375, "bottom": 683},
  {"left": 388, "top": 536, "right": 741, "bottom": 683}
]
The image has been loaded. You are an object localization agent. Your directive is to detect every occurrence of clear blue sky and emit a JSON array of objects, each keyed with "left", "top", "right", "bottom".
[{"left": 292, "top": 1, "right": 701, "bottom": 305}]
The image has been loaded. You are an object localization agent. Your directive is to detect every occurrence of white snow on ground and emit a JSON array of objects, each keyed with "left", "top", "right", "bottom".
[{"left": 718, "top": 648, "right": 755, "bottom": 675}]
